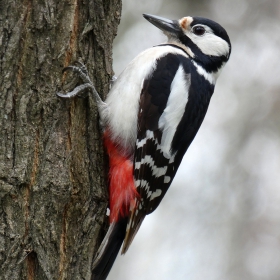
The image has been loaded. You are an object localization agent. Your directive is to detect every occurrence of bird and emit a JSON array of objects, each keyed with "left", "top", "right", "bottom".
[{"left": 57, "top": 13, "right": 231, "bottom": 280}]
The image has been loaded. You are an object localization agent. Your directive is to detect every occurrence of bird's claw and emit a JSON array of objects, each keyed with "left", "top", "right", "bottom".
[
  {"left": 56, "top": 62, "right": 104, "bottom": 107},
  {"left": 56, "top": 61, "right": 92, "bottom": 99}
]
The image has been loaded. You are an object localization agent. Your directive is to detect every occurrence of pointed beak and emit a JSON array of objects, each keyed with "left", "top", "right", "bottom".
[{"left": 143, "top": 14, "right": 181, "bottom": 36}]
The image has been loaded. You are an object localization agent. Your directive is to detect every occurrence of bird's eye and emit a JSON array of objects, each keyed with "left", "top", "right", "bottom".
[{"left": 192, "top": 26, "right": 206, "bottom": 36}]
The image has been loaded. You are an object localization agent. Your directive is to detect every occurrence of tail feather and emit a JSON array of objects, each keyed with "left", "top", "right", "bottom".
[
  {"left": 121, "top": 201, "right": 146, "bottom": 254},
  {"left": 91, "top": 217, "right": 128, "bottom": 280}
]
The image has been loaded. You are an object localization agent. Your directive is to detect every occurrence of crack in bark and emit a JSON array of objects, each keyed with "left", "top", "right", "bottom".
[
  {"left": 63, "top": 0, "right": 79, "bottom": 70},
  {"left": 23, "top": 129, "right": 40, "bottom": 238},
  {"left": 27, "top": 251, "right": 36, "bottom": 280},
  {"left": 58, "top": 204, "right": 68, "bottom": 280},
  {"left": 23, "top": 129, "right": 40, "bottom": 276},
  {"left": 12, "top": 0, "right": 32, "bottom": 169},
  {"left": 30, "top": 129, "right": 40, "bottom": 187},
  {"left": 16, "top": 0, "right": 32, "bottom": 89}
]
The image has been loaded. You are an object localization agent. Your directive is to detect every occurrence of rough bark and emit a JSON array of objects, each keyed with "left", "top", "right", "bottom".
[{"left": 0, "top": 0, "right": 121, "bottom": 279}]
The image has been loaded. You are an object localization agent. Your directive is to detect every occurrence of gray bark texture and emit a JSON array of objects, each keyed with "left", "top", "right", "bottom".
[{"left": 0, "top": 0, "right": 121, "bottom": 279}]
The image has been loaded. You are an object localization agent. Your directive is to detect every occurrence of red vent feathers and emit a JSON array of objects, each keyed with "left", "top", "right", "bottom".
[{"left": 103, "top": 130, "right": 138, "bottom": 223}]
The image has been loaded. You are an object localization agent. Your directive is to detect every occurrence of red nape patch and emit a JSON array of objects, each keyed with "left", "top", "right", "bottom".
[{"left": 103, "top": 130, "right": 139, "bottom": 223}]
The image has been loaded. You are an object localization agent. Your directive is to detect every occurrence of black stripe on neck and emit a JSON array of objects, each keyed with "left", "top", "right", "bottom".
[{"left": 154, "top": 44, "right": 189, "bottom": 56}]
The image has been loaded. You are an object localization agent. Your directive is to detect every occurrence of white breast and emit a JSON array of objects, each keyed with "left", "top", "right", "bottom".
[{"left": 105, "top": 45, "right": 189, "bottom": 153}]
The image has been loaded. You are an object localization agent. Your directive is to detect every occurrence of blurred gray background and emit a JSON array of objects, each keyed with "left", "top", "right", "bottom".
[{"left": 109, "top": 0, "right": 280, "bottom": 279}]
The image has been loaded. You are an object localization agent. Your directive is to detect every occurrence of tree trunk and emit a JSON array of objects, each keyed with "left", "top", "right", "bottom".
[{"left": 0, "top": 1, "right": 121, "bottom": 279}]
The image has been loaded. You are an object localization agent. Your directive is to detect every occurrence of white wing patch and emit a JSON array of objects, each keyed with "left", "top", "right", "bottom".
[
  {"left": 135, "top": 155, "right": 167, "bottom": 177},
  {"left": 135, "top": 179, "right": 149, "bottom": 190},
  {"left": 149, "top": 189, "right": 162, "bottom": 201},
  {"left": 158, "top": 65, "right": 190, "bottom": 157},
  {"left": 164, "top": 176, "right": 171, "bottom": 183},
  {"left": 136, "top": 130, "right": 154, "bottom": 148},
  {"left": 135, "top": 179, "right": 162, "bottom": 201},
  {"left": 136, "top": 130, "right": 175, "bottom": 162}
]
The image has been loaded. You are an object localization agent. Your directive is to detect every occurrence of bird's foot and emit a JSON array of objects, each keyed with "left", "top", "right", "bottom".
[{"left": 56, "top": 61, "right": 103, "bottom": 105}]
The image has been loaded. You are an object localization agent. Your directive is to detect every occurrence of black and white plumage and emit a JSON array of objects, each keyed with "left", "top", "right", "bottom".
[{"left": 58, "top": 13, "right": 231, "bottom": 279}]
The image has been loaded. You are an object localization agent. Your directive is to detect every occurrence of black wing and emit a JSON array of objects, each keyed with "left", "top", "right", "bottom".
[{"left": 122, "top": 51, "right": 214, "bottom": 253}]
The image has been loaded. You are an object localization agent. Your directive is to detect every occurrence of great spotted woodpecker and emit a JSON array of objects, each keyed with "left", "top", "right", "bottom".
[{"left": 57, "top": 14, "right": 231, "bottom": 279}]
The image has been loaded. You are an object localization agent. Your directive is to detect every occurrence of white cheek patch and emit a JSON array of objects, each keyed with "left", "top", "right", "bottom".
[{"left": 186, "top": 26, "right": 230, "bottom": 57}]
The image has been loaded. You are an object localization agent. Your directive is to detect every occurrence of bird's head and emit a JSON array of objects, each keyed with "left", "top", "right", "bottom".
[{"left": 143, "top": 14, "right": 231, "bottom": 73}]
